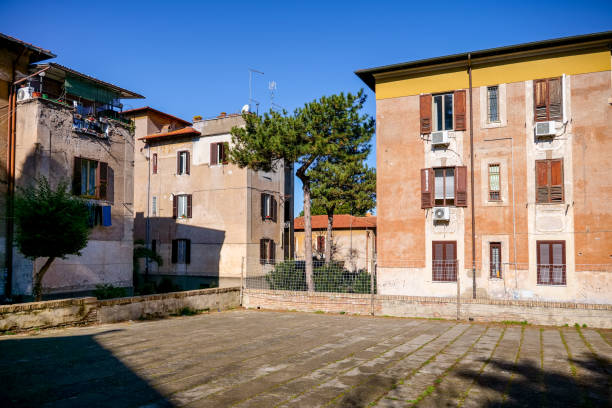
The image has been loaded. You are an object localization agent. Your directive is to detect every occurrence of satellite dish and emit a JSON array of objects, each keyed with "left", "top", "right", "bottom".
[{"left": 241, "top": 104, "right": 250, "bottom": 114}]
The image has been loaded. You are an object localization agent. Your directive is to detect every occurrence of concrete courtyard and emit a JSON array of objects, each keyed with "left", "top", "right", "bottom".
[{"left": 1, "top": 310, "right": 610, "bottom": 407}]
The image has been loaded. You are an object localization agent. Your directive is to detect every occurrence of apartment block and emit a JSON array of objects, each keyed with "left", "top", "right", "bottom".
[{"left": 356, "top": 32, "right": 612, "bottom": 303}]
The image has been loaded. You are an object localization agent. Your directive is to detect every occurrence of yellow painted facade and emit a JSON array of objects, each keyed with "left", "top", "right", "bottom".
[{"left": 376, "top": 49, "right": 611, "bottom": 99}]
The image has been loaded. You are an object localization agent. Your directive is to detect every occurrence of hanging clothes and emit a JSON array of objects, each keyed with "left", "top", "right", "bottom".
[
  {"left": 86, "top": 202, "right": 95, "bottom": 227},
  {"left": 102, "top": 205, "right": 112, "bottom": 227}
]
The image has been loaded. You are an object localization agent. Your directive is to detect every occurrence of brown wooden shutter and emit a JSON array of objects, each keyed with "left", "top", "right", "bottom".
[
  {"left": 535, "top": 160, "right": 549, "bottom": 203},
  {"left": 107, "top": 167, "right": 114, "bottom": 204},
  {"left": 548, "top": 77, "right": 562, "bottom": 121},
  {"left": 152, "top": 153, "right": 157, "bottom": 174},
  {"left": 270, "top": 241, "right": 275, "bottom": 263},
  {"left": 272, "top": 197, "right": 277, "bottom": 222},
  {"left": 453, "top": 90, "right": 466, "bottom": 131},
  {"left": 177, "top": 152, "right": 181, "bottom": 174},
  {"left": 420, "top": 168, "right": 433, "bottom": 209},
  {"left": 172, "top": 195, "right": 178, "bottom": 218},
  {"left": 260, "top": 239, "right": 266, "bottom": 264},
  {"left": 550, "top": 159, "right": 563, "bottom": 203},
  {"left": 185, "top": 151, "right": 190, "bottom": 175},
  {"left": 261, "top": 193, "right": 266, "bottom": 219},
  {"left": 187, "top": 194, "right": 193, "bottom": 217},
  {"left": 98, "top": 162, "right": 108, "bottom": 200},
  {"left": 171, "top": 240, "right": 178, "bottom": 263},
  {"left": 222, "top": 142, "right": 229, "bottom": 164},
  {"left": 73, "top": 157, "right": 82, "bottom": 195},
  {"left": 210, "top": 143, "right": 218, "bottom": 165},
  {"left": 419, "top": 94, "right": 432, "bottom": 134},
  {"left": 534, "top": 79, "right": 548, "bottom": 122},
  {"left": 185, "top": 239, "right": 191, "bottom": 264},
  {"left": 455, "top": 166, "right": 468, "bottom": 207}
]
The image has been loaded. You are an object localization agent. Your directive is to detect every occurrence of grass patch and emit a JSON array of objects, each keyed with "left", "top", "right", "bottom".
[
  {"left": 502, "top": 320, "right": 529, "bottom": 326},
  {"left": 408, "top": 385, "right": 435, "bottom": 405},
  {"left": 314, "top": 310, "right": 325, "bottom": 314},
  {"left": 339, "top": 311, "right": 346, "bottom": 315},
  {"left": 1, "top": 330, "right": 16, "bottom": 335}
]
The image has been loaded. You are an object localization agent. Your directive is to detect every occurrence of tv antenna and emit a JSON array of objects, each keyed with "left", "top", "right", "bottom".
[{"left": 249, "top": 68, "right": 264, "bottom": 114}]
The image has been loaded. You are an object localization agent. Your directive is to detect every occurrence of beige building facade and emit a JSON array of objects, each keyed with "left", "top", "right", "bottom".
[
  {"left": 294, "top": 215, "right": 376, "bottom": 273},
  {"left": 127, "top": 109, "right": 294, "bottom": 289},
  {"left": 357, "top": 32, "right": 612, "bottom": 304}
]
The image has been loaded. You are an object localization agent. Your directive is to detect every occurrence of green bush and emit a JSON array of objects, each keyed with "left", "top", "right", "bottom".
[{"left": 94, "top": 284, "right": 127, "bottom": 300}]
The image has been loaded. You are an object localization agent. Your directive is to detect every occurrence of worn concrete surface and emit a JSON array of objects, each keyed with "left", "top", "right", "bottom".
[{"left": 0, "top": 310, "right": 610, "bottom": 407}]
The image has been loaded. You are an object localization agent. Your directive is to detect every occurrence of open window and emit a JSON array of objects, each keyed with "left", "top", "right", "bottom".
[
  {"left": 210, "top": 142, "right": 229, "bottom": 165},
  {"left": 420, "top": 90, "right": 466, "bottom": 134},
  {"left": 73, "top": 157, "right": 111, "bottom": 200},
  {"left": 261, "top": 193, "right": 277, "bottom": 221},
  {"left": 421, "top": 166, "right": 467, "bottom": 208},
  {"left": 172, "top": 194, "right": 192, "bottom": 218},
  {"left": 177, "top": 151, "right": 190, "bottom": 175}
]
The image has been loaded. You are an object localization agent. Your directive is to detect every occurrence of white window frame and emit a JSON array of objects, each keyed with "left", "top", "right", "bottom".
[
  {"left": 178, "top": 151, "right": 188, "bottom": 175},
  {"left": 432, "top": 93, "right": 454, "bottom": 131},
  {"left": 434, "top": 167, "right": 455, "bottom": 206},
  {"left": 177, "top": 195, "right": 188, "bottom": 218},
  {"left": 263, "top": 194, "right": 273, "bottom": 219}
]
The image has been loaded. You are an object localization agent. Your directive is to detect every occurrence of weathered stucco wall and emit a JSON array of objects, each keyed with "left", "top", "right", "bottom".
[
  {"left": 11, "top": 99, "right": 134, "bottom": 296},
  {"left": 0, "top": 297, "right": 98, "bottom": 332}
]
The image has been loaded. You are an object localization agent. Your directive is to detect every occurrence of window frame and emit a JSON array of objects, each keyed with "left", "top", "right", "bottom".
[
  {"left": 488, "top": 163, "right": 501, "bottom": 201},
  {"left": 432, "top": 92, "right": 454, "bottom": 132},
  {"left": 172, "top": 238, "right": 191, "bottom": 264},
  {"left": 152, "top": 196, "right": 157, "bottom": 216},
  {"left": 177, "top": 150, "right": 190, "bottom": 175},
  {"left": 152, "top": 153, "right": 158, "bottom": 174},
  {"left": 536, "top": 240, "right": 566, "bottom": 285},
  {"left": 432, "top": 241, "right": 457, "bottom": 282},
  {"left": 489, "top": 242, "right": 502, "bottom": 278},
  {"left": 74, "top": 157, "right": 109, "bottom": 200},
  {"left": 434, "top": 167, "right": 455, "bottom": 206},
  {"left": 316, "top": 236, "right": 325, "bottom": 254},
  {"left": 535, "top": 159, "right": 564, "bottom": 204},
  {"left": 533, "top": 77, "right": 562, "bottom": 123},
  {"left": 260, "top": 238, "right": 276, "bottom": 264},
  {"left": 486, "top": 86, "right": 500, "bottom": 123}
]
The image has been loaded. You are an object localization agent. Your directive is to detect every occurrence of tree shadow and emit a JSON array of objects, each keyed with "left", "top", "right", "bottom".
[
  {"left": 452, "top": 354, "right": 611, "bottom": 407},
  {"left": 0, "top": 330, "right": 174, "bottom": 407}
]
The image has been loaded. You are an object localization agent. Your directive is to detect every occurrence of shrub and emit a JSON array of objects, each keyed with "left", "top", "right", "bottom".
[{"left": 94, "top": 284, "right": 127, "bottom": 300}]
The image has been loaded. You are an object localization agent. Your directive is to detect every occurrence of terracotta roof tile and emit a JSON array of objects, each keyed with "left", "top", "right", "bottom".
[
  {"left": 122, "top": 106, "right": 191, "bottom": 126},
  {"left": 139, "top": 127, "right": 200, "bottom": 141},
  {"left": 294, "top": 215, "right": 376, "bottom": 230}
]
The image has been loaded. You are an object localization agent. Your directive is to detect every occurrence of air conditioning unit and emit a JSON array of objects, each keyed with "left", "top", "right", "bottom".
[
  {"left": 431, "top": 131, "right": 450, "bottom": 146},
  {"left": 16, "top": 87, "right": 34, "bottom": 102},
  {"left": 534, "top": 121, "right": 557, "bottom": 138},
  {"left": 432, "top": 206, "right": 450, "bottom": 222}
]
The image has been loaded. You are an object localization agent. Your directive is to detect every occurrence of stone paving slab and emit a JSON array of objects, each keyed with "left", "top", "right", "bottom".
[{"left": 1, "top": 310, "right": 610, "bottom": 407}]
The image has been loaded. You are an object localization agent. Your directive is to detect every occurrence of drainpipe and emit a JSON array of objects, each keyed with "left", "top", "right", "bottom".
[
  {"left": 145, "top": 141, "right": 151, "bottom": 281},
  {"left": 468, "top": 53, "right": 476, "bottom": 299}
]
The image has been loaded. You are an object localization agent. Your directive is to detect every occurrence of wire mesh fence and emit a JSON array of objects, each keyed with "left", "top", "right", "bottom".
[{"left": 244, "top": 257, "right": 376, "bottom": 294}]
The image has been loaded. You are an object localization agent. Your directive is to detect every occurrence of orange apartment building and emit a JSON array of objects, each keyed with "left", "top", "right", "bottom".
[{"left": 356, "top": 32, "right": 612, "bottom": 304}]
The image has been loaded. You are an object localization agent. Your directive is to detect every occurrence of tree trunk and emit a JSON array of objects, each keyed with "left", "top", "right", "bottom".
[
  {"left": 300, "top": 177, "right": 315, "bottom": 292},
  {"left": 325, "top": 208, "right": 334, "bottom": 265},
  {"left": 33, "top": 257, "right": 55, "bottom": 302}
]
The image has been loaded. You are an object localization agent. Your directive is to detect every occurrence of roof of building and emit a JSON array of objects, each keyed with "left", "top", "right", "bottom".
[
  {"left": 0, "top": 33, "right": 56, "bottom": 63},
  {"left": 355, "top": 31, "right": 612, "bottom": 91},
  {"left": 294, "top": 215, "right": 377, "bottom": 230},
  {"left": 121, "top": 106, "right": 191, "bottom": 126},
  {"left": 34, "top": 63, "right": 144, "bottom": 99},
  {"left": 139, "top": 126, "right": 200, "bottom": 142}
]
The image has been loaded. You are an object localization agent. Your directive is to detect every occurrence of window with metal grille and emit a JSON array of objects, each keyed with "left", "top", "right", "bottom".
[
  {"left": 490, "top": 242, "right": 502, "bottom": 278},
  {"left": 487, "top": 86, "right": 499, "bottom": 123},
  {"left": 537, "top": 241, "right": 566, "bottom": 285},
  {"left": 488, "top": 164, "right": 501, "bottom": 201},
  {"left": 432, "top": 241, "right": 457, "bottom": 282}
]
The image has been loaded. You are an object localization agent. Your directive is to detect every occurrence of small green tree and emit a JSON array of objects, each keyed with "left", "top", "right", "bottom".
[
  {"left": 230, "top": 90, "right": 374, "bottom": 291},
  {"left": 310, "top": 158, "right": 376, "bottom": 263},
  {"left": 13, "top": 178, "right": 90, "bottom": 301}
]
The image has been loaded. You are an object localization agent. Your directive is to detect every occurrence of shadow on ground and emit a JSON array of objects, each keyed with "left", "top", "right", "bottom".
[{"left": 0, "top": 330, "right": 174, "bottom": 408}]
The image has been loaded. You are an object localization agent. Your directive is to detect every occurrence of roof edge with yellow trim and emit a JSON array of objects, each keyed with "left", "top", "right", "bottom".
[{"left": 355, "top": 31, "right": 612, "bottom": 92}]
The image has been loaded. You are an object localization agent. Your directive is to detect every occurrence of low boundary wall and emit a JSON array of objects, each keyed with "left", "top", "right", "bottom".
[
  {"left": 243, "top": 289, "right": 612, "bottom": 328},
  {"left": 0, "top": 287, "right": 240, "bottom": 332}
]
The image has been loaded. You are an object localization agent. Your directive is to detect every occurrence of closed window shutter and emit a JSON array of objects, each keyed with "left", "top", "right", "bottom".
[
  {"left": 270, "top": 241, "right": 275, "bottom": 263},
  {"left": 152, "top": 153, "right": 157, "bottom": 174},
  {"left": 420, "top": 168, "right": 433, "bottom": 209},
  {"left": 210, "top": 143, "right": 218, "bottom": 165},
  {"left": 260, "top": 239, "right": 266, "bottom": 264},
  {"left": 261, "top": 193, "right": 266, "bottom": 219},
  {"left": 535, "top": 160, "right": 549, "bottom": 203},
  {"left": 99, "top": 162, "right": 108, "bottom": 200},
  {"left": 455, "top": 166, "right": 468, "bottom": 207},
  {"left": 171, "top": 239, "right": 178, "bottom": 263},
  {"left": 185, "top": 239, "right": 191, "bottom": 264},
  {"left": 453, "top": 90, "right": 466, "bottom": 131},
  {"left": 185, "top": 152, "right": 190, "bottom": 175},
  {"left": 173, "top": 195, "right": 178, "bottom": 218},
  {"left": 177, "top": 152, "right": 181, "bottom": 174},
  {"left": 187, "top": 194, "right": 193, "bottom": 217},
  {"left": 548, "top": 77, "right": 562, "bottom": 121},
  {"left": 534, "top": 79, "right": 548, "bottom": 122},
  {"left": 550, "top": 159, "right": 564, "bottom": 203},
  {"left": 73, "top": 157, "right": 82, "bottom": 195},
  {"left": 419, "top": 94, "right": 432, "bottom": 134}
]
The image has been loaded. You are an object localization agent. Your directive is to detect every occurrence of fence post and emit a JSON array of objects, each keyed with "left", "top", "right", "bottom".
[
  {"left": 370, "top": 258, "right": 376, "bottom": 316},
  {"left": 240, "top": 256, "right": 245, "bottom": 307}
]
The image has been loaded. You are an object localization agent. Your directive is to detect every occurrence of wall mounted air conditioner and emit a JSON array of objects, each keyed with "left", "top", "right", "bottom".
[
  {"left": 17, "top": 87, "right": 34, "bottom": 102},
  {"left": 432, "top": 206, "right": 450, "bottom": 222},
  {"left": 431, "top": 131, "right": 450, "bottom": 146},
  {"left": 534, "top": 121, "right": 557, "bottom": 138}
]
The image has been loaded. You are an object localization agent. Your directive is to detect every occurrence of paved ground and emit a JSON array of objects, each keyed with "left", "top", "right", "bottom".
[{"left": 1, "top": 310, "right": 610, "bottom": 408}]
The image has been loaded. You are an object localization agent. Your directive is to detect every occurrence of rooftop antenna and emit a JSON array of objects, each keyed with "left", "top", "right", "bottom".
[{"left": 249, "top": 68, "right": 264, "bottom": 115}]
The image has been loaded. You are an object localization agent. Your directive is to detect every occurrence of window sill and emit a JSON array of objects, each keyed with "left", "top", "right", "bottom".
[
  {"left": 536, "top": 283, "right": 567, "bottom": 287},
  {"left": 489, "top": 277, "right": 503, "bottom": 281},
  {"left": 431, "top": 280, "right": 457, "bottom": 283}
]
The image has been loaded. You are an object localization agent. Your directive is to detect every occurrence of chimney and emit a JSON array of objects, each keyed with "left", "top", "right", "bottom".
[{"left": 219, "top": 112, "right": 227, "bottom": 118}]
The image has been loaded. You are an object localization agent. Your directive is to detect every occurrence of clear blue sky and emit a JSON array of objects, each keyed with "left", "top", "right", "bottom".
[{"left": 2, "top": 0, "right": 611, "bottom": 216}]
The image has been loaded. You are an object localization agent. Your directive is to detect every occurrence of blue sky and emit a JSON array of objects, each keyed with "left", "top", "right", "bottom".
[{"left": 2, "top": 0, "right": 611, "bottom": 216}]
